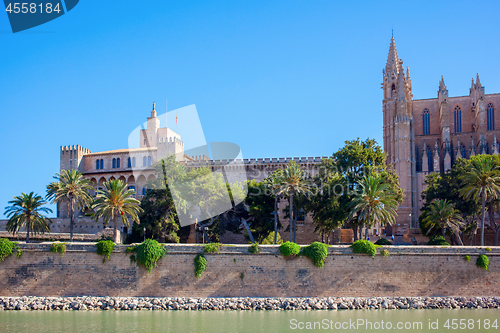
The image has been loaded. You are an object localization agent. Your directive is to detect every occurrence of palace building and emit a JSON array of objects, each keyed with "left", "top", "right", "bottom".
[
  {"left": 52, "top": 104, "right": 325, "bottom": 243},
  {"left": 383, "top": 37, "right": 500, "bottom": 235}
]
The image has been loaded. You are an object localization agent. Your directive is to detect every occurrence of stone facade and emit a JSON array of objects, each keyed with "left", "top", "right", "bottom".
[
  {"left": 383, "top": 37, "right": 500, "bottom": 235},
  {"left": 0, "top": 243, "right": 497, "bottom": 297}
]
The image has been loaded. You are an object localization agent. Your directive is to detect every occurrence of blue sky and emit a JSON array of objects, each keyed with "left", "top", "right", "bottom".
[{"left": 1, "top": 0, "right": 500, "bottom": 216}]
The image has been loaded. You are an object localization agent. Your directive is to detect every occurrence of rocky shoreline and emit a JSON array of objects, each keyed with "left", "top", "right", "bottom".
[{"left": 0, "top": 296, "right": 499, "bottom": 311}]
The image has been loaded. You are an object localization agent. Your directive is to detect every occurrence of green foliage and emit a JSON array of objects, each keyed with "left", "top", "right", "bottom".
[
  {"left": 0, "top": 238, "right": 15, "bottom": 261},
  {"left": 96, "top": 240, "right": 115, "bottom": 262},
  {"left": 279, "top": 241, "right": 301, "bottom": 257},
  {"left": 240, "top": 272, "right": 244, "bottom": 280},
  {"left": 486, "top": 247, "right": 492, "bottom": 252},
  {"left": 375, "top": 238, "right": 392, "bottom": 246},
  {"left": 99, "top": 235, "right": 113, "bottom": 241},
  {"left": 248, "top": 243, "right": 261, "bottom": 254},
  {"left": 380, "top": 249, "right": 390, "bottom": 257},
  {"left": 302, "top": 242, "right": 329, "bottom": 267},
  {"left": 203, "top": 243, "right": 220, "bottom": 254},
  {"left": 194, "top": 253, "right": 207, "bottom": 278},
  {"left": 50, "top": 242, "right": 67, "bottom": 256},
  {"left": 132, "top": 239, "right": 166, "bottom": 272},
  {"left": 464, "top": 255, "right": 471, "bottom": 262},
  {"left": 5, "top": 192, "right": 52, "bottom": 243},
  {"left": 260, "top": 231, "right": 283, "bottom": 245},
  {"left": 420, "top": 158, "right": 480, "bottom": 238},
  {"left": 427, "top": 235, "right": 450, "bottom": 246},
  {"left": 350, "top": 240, "right": 376, "bottom": 258},
  {"left": 476, "top": 254, "right": 489, "bottom": 270},
  {"left": 125, "top": 245, "right": 136, "bottom": 253},
  {"left": 129, "top": 254, "right": 136, "bottom": 263}
]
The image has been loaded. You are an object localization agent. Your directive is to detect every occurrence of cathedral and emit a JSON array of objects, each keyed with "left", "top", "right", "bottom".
[{"left": 383, "top": 37, "right": 500, "bottom": 235}]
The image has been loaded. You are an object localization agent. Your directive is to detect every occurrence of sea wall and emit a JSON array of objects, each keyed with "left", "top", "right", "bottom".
[{"left": 0, "top": 244, "right": 499, "bottom": 298}]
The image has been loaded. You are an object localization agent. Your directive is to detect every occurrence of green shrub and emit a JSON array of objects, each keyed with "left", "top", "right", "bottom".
[
  {"left": 302, "top": 242, "right": 329, "bottom": 267},
  {"left": 96, "top": 240, "right": 115, "bottom": 263},
  {"left": 99, "top": 235, "right": 113, "bottom": 241},
  {"left": 240, "top": 272, "right": 244, "bottom": 280},
  {"left": 261, "top": 231, "right": 283, "bottom": 245},
  {"left": 0, "top": 238, "right": 15, "bottom": 261},
  {"left": 125, "top": 245, "right": 136, "bottom": 253},
  {"left": 279, "top": 241, "right": 301, "bottom": 257},
  {"left": 380, "top": 249, "right": 390, "bottom": 257},
  {"left": 203, "top": 243, "right": 220, "bottom": 254},
  {"left": 248, "top": 243, "right": 261, "bottom": 254},
  {"left": 486, "top": 247, "right": 492, "bottom": 252},
  {"left": 350, "top": 240, "right": 376, "bottom": 258},
  {"left": 427, "top": 235, "right": 450, "bottom": 246},
  {"left": 131, "top": 239, "right": 166, "bottom": 272},
  {"left": 194, "top": 253, "right": 207, "bottom": 278},
  {"left": 50, "top": 242, "right": 67, "bottom": 256},
  {"left": 375, "top": 238, "right": 392, "bottom": 246},
  {"left": 476, "top": 254, "right": 489, "bottom": 271},
  {"left": 464, "top": 255, "right": 471, "bottom": 262}
]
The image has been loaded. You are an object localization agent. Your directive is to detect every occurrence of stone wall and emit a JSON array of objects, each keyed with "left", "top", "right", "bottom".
[{"left": 0, "top": 244, "right": 498, "bottom": 298}]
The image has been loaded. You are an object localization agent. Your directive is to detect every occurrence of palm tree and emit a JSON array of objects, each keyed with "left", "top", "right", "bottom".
[
  {"left": 91, "top": 179, "right": 143, "bottom": 243},
  {"left": 48, "top": 169, "right": 94, "bottom": 242},
  {"left": 422, "top": 199, "right": 464, "bottom": 244},
  {"left": 279, "top": 162, "right": 313, "bottom": 243},
  {"left": 348, "top": 174, "right": 399, "bottom": 240},
  {"left": 460, "top": 155, "right": 500, "bottom": 246},
  {"left": 264, "top": 170, "right": 284, "bottom": 244},
  {"left": 5, "top": 192, "right": 52, "bottom": 242}
]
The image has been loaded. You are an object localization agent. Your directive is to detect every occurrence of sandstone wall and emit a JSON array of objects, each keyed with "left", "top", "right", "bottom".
[{"left": 0, "top": 244, "right": 498, "bottom": 298}]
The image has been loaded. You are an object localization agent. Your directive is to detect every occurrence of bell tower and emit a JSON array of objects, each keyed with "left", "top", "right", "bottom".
[{"left": 382, "top": 37, "right": 417, "bottom": 233}]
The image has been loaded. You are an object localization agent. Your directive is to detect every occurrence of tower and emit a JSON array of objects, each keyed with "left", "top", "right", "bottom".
[{"left": 382, "top": 37, "right": 417, "bottom": 233}]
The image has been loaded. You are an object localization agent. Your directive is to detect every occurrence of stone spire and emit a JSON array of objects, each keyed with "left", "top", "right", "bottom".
[
  {"left": 439, "top": 76, "right": 447, "bottom": 91},
  {"left": 386, "top": 37, "right": 403, "bottom": 75},
  {"left": 470, "top": 136, "right": 476, "bottom": 157},
  {"left": 476, "top": 73, "right": 481, "bottom": 88},
  {"left": 493, "top": 136, "right": 499, "bottom": 155},
  {"left": 455, "top": 139, "right": 463, "bottom": 159}
]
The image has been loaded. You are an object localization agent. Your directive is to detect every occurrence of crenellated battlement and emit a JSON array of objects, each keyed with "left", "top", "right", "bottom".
[
  {"left": 183, "top": 156, "right": 327, "bottom": 167},
  {"left": 158, "top": 136, "right": 184, "bottom": 146},
  {"left": 60, "top": 145, "right": 91, "bottom": 154}
]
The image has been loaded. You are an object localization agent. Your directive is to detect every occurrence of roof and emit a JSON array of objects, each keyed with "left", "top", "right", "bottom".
[{"left": 85, "top": 147, "right": 157, "bottom": 156}]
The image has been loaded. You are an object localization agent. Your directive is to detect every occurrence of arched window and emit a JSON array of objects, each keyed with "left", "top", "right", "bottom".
[
  {"left": 96, "top": 160, "right": 100, "bottom": 169},
  {"left": 143, "top": 156, "right": 147, "bottom": 166},
  {"left": 422, "top": 109, "right": 430, "bottom": 135},
  {"left": 117, "top": 158, "right": 120, "bottom": 168},
  {"left": 487, "top": 103, "right": 495, "bottom": 130},
  {"left": 454, "top": 106, "right": 462, "bottom": 133},
  {"left": 112, "top": 158, "right": 116, "bottom": 168},
  {"left": 427, "top": 146, "right": 433, "bottom": 172},
  {"left": 127, "top": 157, "right": 131, "bottom": 168},
  {"left": 148, "top": 156, "right": 152, "bottom": 166},
  {"left": 132, "top": 157, "right": 136, "bottom": 167},
  {"left": 142, "top": 186, "right": 147, "bottom": 195},
  {"left": 100, "top": 159, "right": 103, "bottom": 169}
]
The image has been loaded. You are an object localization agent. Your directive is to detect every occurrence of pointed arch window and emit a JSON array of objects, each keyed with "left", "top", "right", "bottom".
[
  {"left": 127, "top": 157, "right": 131, "bottom": 168},
  {"left": 96, "top": 160, "right": 100, "bottom": 170},
  {"left": 427, "top": 146, "right": 433, "bottom": 172},
  {"left": 112, "top": 158, "right": 116, "bottom": 168},
  {"left": 460, "top": 143, "right": 467, "bottom": 159},
  {"left": 422, "top": 109, "right": 430, "bottom": 135},
  {"left": 148, "top": 156, "right": 152, "bottom": 166},
  {"left": 487, "top": 103, "right": 495, "bottom": 130},
  {"left": 454, "top": 106, "right": 462, "bottom": 133},
  {"left": 132, "top": 157, "right": 136, "bottom": 167},
  {"left": 117, "top": 158, "right": 120, "bottom": 168},
  {"left": 100, "top": 159, "right": 103, "bottom": 169}
]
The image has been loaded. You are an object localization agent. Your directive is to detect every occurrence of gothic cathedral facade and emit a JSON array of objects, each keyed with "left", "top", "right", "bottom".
[{"left": 383, "top": 37, "right": 500, "bottom": 235}]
